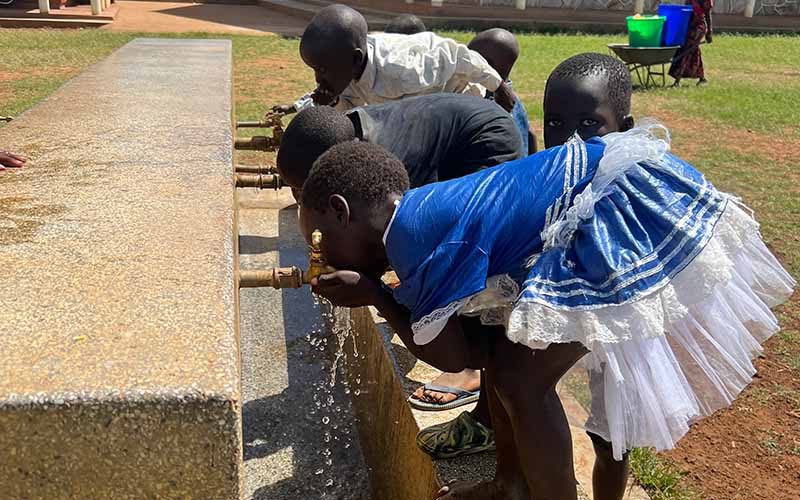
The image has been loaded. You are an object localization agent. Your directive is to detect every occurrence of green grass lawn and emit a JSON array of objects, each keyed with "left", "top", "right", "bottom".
[{"left": 2, "top": 28, "right": 798, "bottom": 500}]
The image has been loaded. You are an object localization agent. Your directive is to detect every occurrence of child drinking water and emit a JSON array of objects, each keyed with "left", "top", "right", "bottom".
[
  {"left": 298, "top": 131, "right": 794, "bottom": 498},
  {"left": 276, "top": 94, "right": 522, "bottom": 197},
  {"left": 273, "top": 4, "right": 514, "bottom": 114}
]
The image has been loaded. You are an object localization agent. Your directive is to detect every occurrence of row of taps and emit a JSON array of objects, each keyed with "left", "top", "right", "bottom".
[
  {"left": 234, "top": 110, "right": 333, "bottom": 289},
  {"left": 233, "top": 110, "right": 285, "bottom": 190}
]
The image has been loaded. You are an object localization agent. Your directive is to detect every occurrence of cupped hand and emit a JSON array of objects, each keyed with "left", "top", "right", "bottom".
[
  {"left": 271, "top": 104, "right": 295, "bottom": 115},
  {"left": 311, "top": 88, "right": 338, "bottom": 106},
  {"left": 311, "top": 270, "right": 382, "bottom": 308}
]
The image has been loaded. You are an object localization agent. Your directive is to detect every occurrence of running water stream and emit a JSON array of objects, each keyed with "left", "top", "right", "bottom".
[{"left": 238, "top": 192, "right": 370, "bottom": 500}]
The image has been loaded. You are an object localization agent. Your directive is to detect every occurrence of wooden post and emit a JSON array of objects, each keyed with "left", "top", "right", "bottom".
[
  {"left": 744, "top": 0, "right": 756, "bottom": 17},
  {"left": 634, "top": 0, "right": 645, "bottom": 14},
  {"left": 431, "top": 0, "right": 443, "bottom": 6},
  {"left": 90, "top": 0, "right": 101, "bottom": 15},
  {"left": 515, "top": 0, "right": 526, "bottom": 9},
  {"left": 38, "top": 0, "right": 50, "bottom": 14}
]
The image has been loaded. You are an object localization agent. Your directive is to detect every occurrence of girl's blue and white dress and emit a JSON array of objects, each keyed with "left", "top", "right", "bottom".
[{"left": 383, "top": 123, "right": 795, "bottom": 460}]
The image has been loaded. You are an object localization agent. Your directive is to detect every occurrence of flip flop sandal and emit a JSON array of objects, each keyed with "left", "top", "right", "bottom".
[
  {"left": 407, "top": 384, "right": 480, "bottom": 411},
  {"left": 416, "top": 411, "right": 496, "bottom": 460}
]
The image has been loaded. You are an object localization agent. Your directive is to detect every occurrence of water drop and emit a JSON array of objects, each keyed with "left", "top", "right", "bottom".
[{"left": 322, "top": 416, "right": 330, "bottom": 424}]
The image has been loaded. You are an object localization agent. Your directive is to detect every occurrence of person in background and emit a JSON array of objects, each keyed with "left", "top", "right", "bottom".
[
  {"left": 272, "top": 4, "right": 514, "bottom": 115},
  {"left": 468, "top": 28, "right": 537, "bottom": 155},
  {"left": 0, "top": 150, "right": 25, "bottom": 171},
  {"left": 669, "top": 0, "right": 713, "bottom": 87},
  {"left": 384, "top": 13, "right": 427, "bottom": 34}
]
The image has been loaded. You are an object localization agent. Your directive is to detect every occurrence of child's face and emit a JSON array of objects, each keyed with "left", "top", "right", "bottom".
[
  {"left": 543, "top": 76, "right": 626, "bottom": 149},
  {"left": 300, "top": 42, "right": 362, "bottom": 100},
  {"left": 298, "top": 200, "right": 389, "bottom": 279}
]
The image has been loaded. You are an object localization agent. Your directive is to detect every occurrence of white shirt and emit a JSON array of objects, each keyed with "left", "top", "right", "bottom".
[{"left": 294, "top": 32, "right": 502, "bottom": 112}]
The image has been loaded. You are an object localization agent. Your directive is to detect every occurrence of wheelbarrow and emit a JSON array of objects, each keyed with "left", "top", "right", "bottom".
[{"left": 608, "top": 43, "right": 680, "bottom": 89}]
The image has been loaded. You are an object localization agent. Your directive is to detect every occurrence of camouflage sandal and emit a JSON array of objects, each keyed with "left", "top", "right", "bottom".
[{"left": 416, "top": 411, "right": 495, "bottom": 460}]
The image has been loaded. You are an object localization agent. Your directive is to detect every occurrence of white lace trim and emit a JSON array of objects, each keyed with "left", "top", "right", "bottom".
[
  {"left": 411, "top": 274, "right": 520, "bottom": 345},
  {"left": 507, "top": 202, "right": 796, "bottom": 348}
]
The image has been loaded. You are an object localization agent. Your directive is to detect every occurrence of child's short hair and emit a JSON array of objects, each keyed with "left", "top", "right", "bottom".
[
  {"left": 385, "top": 14, "right": 427, "bottom": 34},
  {"left": 301, "top": 4, "right": 368, "bottom": 54},
  {"left": 301, "top": 142, "right": 410, "bottom": 211},
  {"left": 545, "top": 53, "right": 632, "bottom": 122},
  {"left": 276, "top": 106, "right": 356, "bottom": 184}
]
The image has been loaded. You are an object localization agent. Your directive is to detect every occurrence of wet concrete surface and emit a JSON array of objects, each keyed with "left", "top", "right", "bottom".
[
  {"left": 236, "top": 188, "right": 370, "bottom": 500},
  {"left": 0, "top": 38, "right": 241, "bottom": 497}
]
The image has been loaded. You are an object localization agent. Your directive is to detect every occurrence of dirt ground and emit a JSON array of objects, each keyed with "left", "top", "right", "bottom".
[
  {"left": 105, "top": 1, "right": 306, "bottom": 35},
  {"left": 664, "top": 298, "right": 800, "bottom": 499}
]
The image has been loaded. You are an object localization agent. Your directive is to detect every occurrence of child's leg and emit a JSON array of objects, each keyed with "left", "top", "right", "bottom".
[
  {"left": 587, "top": 368, "right": 630, "bottom": 500},
  {"left": 438, "top": 335, "right": 587, "bottom": 499},
  {"left": 492, "top": 338, "right": 586, "bottom": 498},
  {"left": 590, "top": 432, "right": 629, "bottom": 500}
]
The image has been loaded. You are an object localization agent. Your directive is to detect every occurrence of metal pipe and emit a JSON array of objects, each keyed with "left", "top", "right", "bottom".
[
  {"left": 238, "top": 230, "right": 334, "bottom": 289},
  {"left": 0, "top": 116, "right": 13, "bottom": 122},
  {"left": 239, "top": 266, "right": 304, "bottom": 288},
  {"left": 235, "top": 173, "right": 283, "bottom": 190},
  {"left": 234, "top": 135, "right": 281, "bottom": 151},
  {"left": 236, "top": 111, "right": 283, "bottom": 130},
  {"left": 235, "top": 164, "right": 277, "bottom": 175}
]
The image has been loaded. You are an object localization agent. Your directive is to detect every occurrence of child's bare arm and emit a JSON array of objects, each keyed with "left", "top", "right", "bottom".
[{"left": 312, "top": 270, "right": 471, "bottom": 373}]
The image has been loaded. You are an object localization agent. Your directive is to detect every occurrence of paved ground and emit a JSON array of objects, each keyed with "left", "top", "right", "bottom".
[{"left": 105, "top": 1, "right": 306, "bottom": 35}]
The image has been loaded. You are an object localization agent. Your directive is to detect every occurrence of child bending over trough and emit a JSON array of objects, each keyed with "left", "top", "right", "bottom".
[{"left": 299, "top": 126, "right": 794, "bottom": 498}]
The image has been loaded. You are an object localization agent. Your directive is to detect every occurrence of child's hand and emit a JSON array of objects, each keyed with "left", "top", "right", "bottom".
[
  {"left": 311, "top": 270, "right": 381, "bottom": 308},
  {"left": 0, "top": 151, "right": 26, "bottom": 171},
  {"left": 311, "top": 88, "right": 338, "bottom": 106},
  {"left": 271, "top": 104, "right": 296, "bottom": 115},
  {"left": 493, "top": 82, "right": 516, "bottom": 113}
]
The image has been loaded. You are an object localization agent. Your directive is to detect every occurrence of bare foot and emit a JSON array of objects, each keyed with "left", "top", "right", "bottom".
[
  {"left": 437, "top": 479, "right": 530, "bottom": 500},
  {"left": 412, "top": 369, "right": 481, "bottom": 405},
  {"left": 436, "top": 480, "right": 500, "bottom": 500}
]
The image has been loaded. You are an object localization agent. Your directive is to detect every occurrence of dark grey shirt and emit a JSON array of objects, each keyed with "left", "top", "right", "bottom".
[{"left": 347, "top": 93, "right": 523, "bottom": 188}]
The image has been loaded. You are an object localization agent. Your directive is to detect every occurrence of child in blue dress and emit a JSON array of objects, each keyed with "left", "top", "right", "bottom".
[{"left": 299, "top": 129, "right": 794, "bottom": 498}]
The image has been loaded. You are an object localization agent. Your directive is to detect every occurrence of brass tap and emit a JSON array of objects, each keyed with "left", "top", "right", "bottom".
[
  {"left": 306, "top": 229, "right": 334, "bottom": 282},
  {"left": 235, "top": 164, "right": 277, "bottom": 175},
  {"left": 238, "top": 230, "right": 335, "bottom": 289},
  {"left": 236, "top": 111, "right": 283, "bottom": 129},
  {"left": 235, "top": 173, "right": 283, "bottom": 190},
  {"left": 234, "top": 135, "right": 282, "bottom": 152},
  {"left": 234, "top": 112, "right": 284, "bottom": 151}
]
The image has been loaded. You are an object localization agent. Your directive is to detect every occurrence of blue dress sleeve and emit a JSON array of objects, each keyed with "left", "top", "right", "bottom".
[{"left": 392, "top": 241, "right": 490, "bottom": 345}]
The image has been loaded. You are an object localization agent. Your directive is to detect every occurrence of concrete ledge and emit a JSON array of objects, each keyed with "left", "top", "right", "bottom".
[
  {"left": 344, "top": 307, "right": 440, "bottom": 500},
  {"left": 0, "top": 38, "right": 240, "bottom": 497}
]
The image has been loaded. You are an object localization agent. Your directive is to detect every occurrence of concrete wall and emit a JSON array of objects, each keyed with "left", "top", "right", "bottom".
[{"left": 0, "top": 39, "right": 241, "bottom": 498}]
